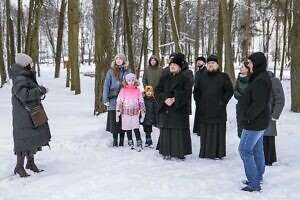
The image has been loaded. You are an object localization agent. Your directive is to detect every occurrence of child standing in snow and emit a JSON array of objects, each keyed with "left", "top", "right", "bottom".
[
  {"left": 142, "top": 85, "right": 157, "bottom": 148},
  {"left": 116, "top": 73, "right": 145, "bottom": 152}
]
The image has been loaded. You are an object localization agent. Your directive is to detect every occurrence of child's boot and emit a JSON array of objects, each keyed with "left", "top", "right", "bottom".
[{"left": 136, "top": 140, "right": 143, "bottom": 152}]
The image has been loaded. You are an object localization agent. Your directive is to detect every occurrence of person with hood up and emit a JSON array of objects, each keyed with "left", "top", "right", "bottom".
[
  {"left": 142, "top": 55, "right": 162, "bottom": 89},
  {"left": 10, "top": 53, "right": 51, "bottom": 177},
  {"left": 103, "top": 53, "right": 132, "bottom": 147},
  {"left": 238, "top": 52, "right": 272, "bottom": 192},
  {"left": 155, "top": 53, "right": 192, "bottom": 160}
]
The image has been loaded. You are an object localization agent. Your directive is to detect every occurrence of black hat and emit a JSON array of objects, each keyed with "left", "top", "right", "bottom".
[
  {"left": 207, "top": 54, "right": 218, "bottom": 64},
  {"left": 196, "top": 56, "right": 206, "bottom": 63},
  {"left": 248, "top": 52, "right": 267, "bottom": 72},
  {"left": 169, "top": 52, "right": 177, "bottom": 59},
  {"left": 170, "top": 54, "right": 184, "bottom": 68}
]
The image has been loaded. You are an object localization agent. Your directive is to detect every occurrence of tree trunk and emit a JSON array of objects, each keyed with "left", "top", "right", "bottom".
[
  {"left": 194, "top": 0, "right": 201, "bottom": 72},
  {"left": 174, "top": 0, "right": 180, "bottom": 38},
  {"left": 93, "top": 0, "right": 113, "bottom": 115},
  {"left": 291, "top": 0, "right": 300, "bottom": 112},
  {"left": 0, "top": 15, "right": 7, "bottom": 87},
  {"left": 113, "top": 0, "right": 122, "bottom": 55},
  {"left": 31, "top": 0, "right": 41, "bottom": 76},
  {"left": 68, "top": 0, "right": 81, "bottom": 94},
  {"left": 220, "top": 0, "right": 235, "bottom": 83},
  {"left": 25, "top": 0, "right": 34, "bottom": 55},
  {"left": 280, "top": 0, "right": 288, "bottom": 81},
  {"left": 17, "top": 0, "right": 22, "bottom": 53},
  {"left": 123, "top": 0, "right": 134, "bottom": 72},
  {"left": 152, "top": 0, "right": 159, "bottom": 57},
  {"left": 217, "top": 1, "right": 223, "bottom": 72},
  {"left": 138, "top": 0, "right": 148, "bottom": 79},
  {"left": 274, "top": 2, "right": 280, "bottom": 75},
  {"left": 6, "top": 0, "right": 11, "bottom": 69},
  {"left": 54, "top": 0, "right": 66, "bottom": 78},
  {"left": 243, "top": 0, "right": 251, "bottom": 58},
  {"left": 166, "top": 0, "right": 180, "bottom": 52}
]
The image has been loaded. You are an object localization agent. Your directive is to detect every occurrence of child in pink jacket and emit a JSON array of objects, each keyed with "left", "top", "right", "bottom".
[{"left": 116, "top": 73, "right": 145, "bottom": 152}]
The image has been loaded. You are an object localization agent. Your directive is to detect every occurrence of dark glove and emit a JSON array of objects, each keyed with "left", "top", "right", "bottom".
[{"left": 39, "top": 86, "right": 47, "bottom": 95}]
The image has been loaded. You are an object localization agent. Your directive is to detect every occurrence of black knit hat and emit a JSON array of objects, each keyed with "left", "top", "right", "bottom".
[
  {"left": 207, "top": 55, "right": 218, "bottom": 64},
  {"left": 196, "top": 56, "right": 206, "bottom": 63},
  {"left": 170, "top": 54, "right": 184, "bottom": 68}
]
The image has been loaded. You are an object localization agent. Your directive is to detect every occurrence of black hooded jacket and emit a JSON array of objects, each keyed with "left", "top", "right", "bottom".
[{"left": 239, "top": 52, "right": 272, "bottom": 131}]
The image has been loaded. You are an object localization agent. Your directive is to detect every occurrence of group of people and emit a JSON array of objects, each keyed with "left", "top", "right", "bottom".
[{"left": 10, "top": 51, "right": 285, "bottom": 193}]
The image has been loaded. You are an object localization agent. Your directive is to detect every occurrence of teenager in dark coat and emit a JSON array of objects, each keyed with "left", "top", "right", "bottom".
[
  {"left": 193, "top": 56, "right": 207, "bottom": 134},
  {"left": 10, "top": 53, "right": 51, "bottom": 177},
  {"left": 193, "top": 55, "right": 233, "bottom": 159},
  {"left": 264, "top": 71, "right": 285, "bottom": 166},
  {"left": 155, "top": 53, "right": 192, "bottom": 160},
  {"left": 142, "top": 85, "right": 157, "bottom": 147},
  {"left": 234, "top": 61, "right": 250, "bottom": 138},
  {"left": 238, "top": 52, "right": 272, "bottom": 192}
]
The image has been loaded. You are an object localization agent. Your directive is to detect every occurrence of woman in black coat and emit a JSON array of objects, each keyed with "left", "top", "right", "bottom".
[
  {"left": 193, "top": 55, "right": 233, "bottom": 159},
  {"left": 155, "top": 53, "right": 192, "bottom": 160},
  {"left": 10, "top": 53, "right": 51, "bottom": 177}
]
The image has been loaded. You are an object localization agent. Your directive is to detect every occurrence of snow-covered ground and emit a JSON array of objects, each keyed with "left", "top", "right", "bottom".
[{"left": 0, "top": 64, "right": 299, "bottom": 200}]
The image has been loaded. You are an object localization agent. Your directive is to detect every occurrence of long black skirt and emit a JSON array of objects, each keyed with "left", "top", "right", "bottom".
[
  {"left": 199, "top": 122, "right": 226, "bottom": 159},
  {"left": 157, "top": 128, "right": 192, "bottom": 159},
  {"left": 106, "top": 110, "right": 122, "bottom": 134},
  {"left": 263, "top": 136, "right": 277, "bottom": 166}
]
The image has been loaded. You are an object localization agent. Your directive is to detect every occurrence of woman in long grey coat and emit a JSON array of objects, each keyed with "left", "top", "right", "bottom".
[
  {"left": 264, "top": 71, "right": 285, "bottom": 166},
  {"left": 10, "top": 53, "right": 51, "bottom": 177}
]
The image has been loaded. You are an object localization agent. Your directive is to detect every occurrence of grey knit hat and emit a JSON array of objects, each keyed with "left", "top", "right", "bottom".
[
  {"left": 114, "top": 53, "right": 127, "bottom": 63},
  {"left": 15, "top": 53, "right": 33, "bottom": 67}
]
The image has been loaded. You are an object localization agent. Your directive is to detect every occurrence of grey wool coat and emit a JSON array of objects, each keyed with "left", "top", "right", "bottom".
[
  {"left": 264, "top": 71, "right": 285, "bottom": 136},
  {"left": 10, "top": 64, "right": 51, "bottom": 155}
]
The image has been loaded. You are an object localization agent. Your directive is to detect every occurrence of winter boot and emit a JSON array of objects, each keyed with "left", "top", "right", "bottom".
[
  {"left": 145, "top": 132, "right": 153, "bottom": 148},
  {"left": 14, "top": 155, "right": 30, "bottom": 177},
  {"left": 136, "top": 140, "right": 143, "bottom": 152},
  {"left": 113, "top": 133, "right": 118, "bottom": 147},
  {"left": 119, "top": 133, "right": 125, "bottom": 147},
  {"left": 128, "top": 140, "right": 135, "bottom": 150},
  {"left": 26, "top": 155, "right": 44, "bottom": 173}
]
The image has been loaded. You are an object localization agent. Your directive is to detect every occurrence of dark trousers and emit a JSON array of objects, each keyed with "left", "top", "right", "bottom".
[{"left": 126, "top": 129, "right": 141, "bottom": 141}]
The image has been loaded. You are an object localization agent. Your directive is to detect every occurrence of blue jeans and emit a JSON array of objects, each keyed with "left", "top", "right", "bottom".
[{"left": 239, "top": 129, "right": 265, "bottom": 190}]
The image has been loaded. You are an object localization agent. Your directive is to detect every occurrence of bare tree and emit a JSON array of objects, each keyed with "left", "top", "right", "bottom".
[
  {"left": 166, "top": 0, "right": 180, "bottom": 52},
  {"left": 68, "top": 0, "right": 81, "bottom": 94},
  {"left": 291, "top": 0, "right": 300, "bottom": 112},
  {"left": 0, "top": 15, "right": 7, "bottom": 87},
  {"left": 54, "top": 0, "right": 67, "bottom": 78},
  {"left": 152, "top": 0, "right": 159, "bottom": 56},
  {"left": 93, "top": 0, "right": 113, "bottom": 115}
]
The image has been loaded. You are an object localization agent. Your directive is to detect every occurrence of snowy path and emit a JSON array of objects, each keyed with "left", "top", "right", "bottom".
[{"left": 0, "top": 65, "right": 299, "bottom": 200}]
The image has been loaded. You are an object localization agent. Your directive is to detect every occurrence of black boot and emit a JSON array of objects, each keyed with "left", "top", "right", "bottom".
[
  {"left": 119, "top": 133, "right": 125, "bottom": 147},
  {"left": 26, "top": 155, "right": 44, "bottom": 173},
  {"left": 113, "top": 133, "right": 118, "bottom": 147},
  {"left": 14, "top": 155, "right": 30, "bottom": 177}
]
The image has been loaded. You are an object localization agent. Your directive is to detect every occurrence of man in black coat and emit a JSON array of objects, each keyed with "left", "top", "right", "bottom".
[
  {"left": 193, "top": 55, "right": 233, "bottom": 159},
  {"left": 238, "top": 52, "right": 272, "bottom": 192},
  {"left": 193, "top": 56, "right": 207, "bottom": 134}
]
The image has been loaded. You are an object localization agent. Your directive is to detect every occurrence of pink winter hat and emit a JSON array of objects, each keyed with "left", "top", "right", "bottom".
[
  {"left": 125, "top": 73, "right": 137, "bottom": 82},
  {"left": 15, "top": 53, "right": 32, "bottom": 67}
]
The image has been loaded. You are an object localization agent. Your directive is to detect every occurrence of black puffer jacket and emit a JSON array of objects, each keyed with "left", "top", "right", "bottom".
[
  {"left": 239, "top": 52, "right": 272, "bottom": 131},
  {"left": 142, "top": 95, "right": 157, "bottom": 126}
]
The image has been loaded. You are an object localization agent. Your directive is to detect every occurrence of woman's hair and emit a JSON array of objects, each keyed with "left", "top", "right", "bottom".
[{"left": 243, "top": 61, "right": 251, "bottom": 76}]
